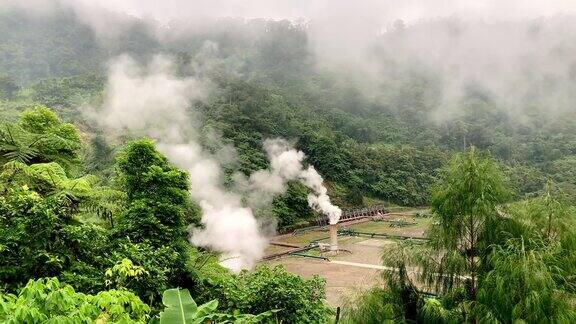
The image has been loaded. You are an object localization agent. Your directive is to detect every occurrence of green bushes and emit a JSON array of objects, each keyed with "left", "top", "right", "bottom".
[
  {"left": 155, "top": 288, "right": 276, "bottom": 324},
  {"left": 0, "top": 278, "right": 150, "bottom": 323},
  {"left": 0, "top": 278, "right": 282, "bottom": 324},
  {"left": 198, "top": 265, "right": 332, "bottom": 323},
  {"left": 0, "top": 189, "right": 67, "bottom": 288}
]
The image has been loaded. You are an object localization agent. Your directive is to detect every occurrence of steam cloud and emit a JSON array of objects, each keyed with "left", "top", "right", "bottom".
[
  {"left": 93, "top": 55, "right": 267, "bottom": 272},
  {"left": 245, "top": 139, "right": 342, "bottom": 224},
  {"left": 93, "top": 55, "right": 340, "bottom": 271}
]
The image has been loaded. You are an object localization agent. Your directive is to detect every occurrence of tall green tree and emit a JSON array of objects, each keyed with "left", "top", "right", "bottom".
[
  {"left": 420, "top": 148, "right": 510, "bottom": 302},
  {"left": 114, "top": 139, "right": 190, "bottom": 246},
  {"left": 342, "top": 150, "right": 576, "bottom": 323},
  {"left": 112, "top": 139, "right": 203, "bottom": 306}
]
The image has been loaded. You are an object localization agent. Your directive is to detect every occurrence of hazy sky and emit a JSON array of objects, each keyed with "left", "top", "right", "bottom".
[
  {"left": 69, "top": 0, "right": 576, "bottom": 21},
  {"left": 7, "top": 0, "right": 576, "bottom": 23}
]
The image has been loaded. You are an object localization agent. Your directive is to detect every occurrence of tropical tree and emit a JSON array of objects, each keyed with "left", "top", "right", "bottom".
[
  {"left": 0, "top": 160, "right": 125, "bottom": 224},
  {"left": 0, "top": 186, "right": 114, "bottom": 292},
  {"left": 0, "top": 106, "right": 81, "bottom": 172},
  {"left": 0, "top": 188, "right": 71, "bottom": 287}
]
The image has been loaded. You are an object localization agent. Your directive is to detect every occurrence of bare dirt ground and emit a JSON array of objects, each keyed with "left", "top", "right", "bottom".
[
  {"left": 263, "top": 211, "right": 430, "bottom": 307},
  {"left": 267, "top": 236, "right": 387, "bottom": 307}
]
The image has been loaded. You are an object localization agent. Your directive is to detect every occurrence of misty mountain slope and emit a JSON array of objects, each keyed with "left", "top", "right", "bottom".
[
  {"left": 1, "top": 6, "right": 575, "bottom": 211},
  {"left": 0, "top": 8, "right": 160, "bottom": 84},
  {"left": 0, "top": 9, "right": 103, "bottom": 83}
]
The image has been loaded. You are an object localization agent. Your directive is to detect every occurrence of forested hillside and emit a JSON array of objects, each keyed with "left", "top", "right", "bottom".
[
  {"left": 3, "top": 7, "right": 575, "bottom": 217},
  {"left": 1, "top": 3, "right": 576, "bottom": 322}
]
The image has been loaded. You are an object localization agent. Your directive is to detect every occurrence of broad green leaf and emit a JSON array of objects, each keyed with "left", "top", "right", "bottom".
[
  {"left": 159, "top": 288, "right": 197, "bottom": 324},
  {"left": 193, "top": 299, "right": 218, "bottom": 320}
]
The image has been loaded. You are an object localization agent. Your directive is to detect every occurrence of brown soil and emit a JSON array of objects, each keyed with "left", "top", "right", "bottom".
[{"left": 267, "top": 236, "right": 389, "bottom": 307}]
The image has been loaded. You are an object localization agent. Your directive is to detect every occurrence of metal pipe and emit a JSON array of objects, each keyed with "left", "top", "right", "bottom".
[
  {"left": 261, "top": 244, "right": 318, "bottom": 260},
  {"left": 310, "top": 236, "right": 331, "bottom": 243},
  {"left": 338, "top": 229, "right": 428, "bottom": 241},
  {"left": 289, "top": 253, "right": 330, "bottom": 261}
]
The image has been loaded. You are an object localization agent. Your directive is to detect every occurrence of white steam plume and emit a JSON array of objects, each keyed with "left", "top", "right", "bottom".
[
  {"left": 92, "top": 55, "right": 340, "bottom": 271},
  {"left": 245, "top": 139, "right": 342, "bottom": 224},
  {"left": 300, "top": 166, "right": 342, "bottom": 224},
  {"left": 92, "top": 54, "right": 267, "bottom": 272}
]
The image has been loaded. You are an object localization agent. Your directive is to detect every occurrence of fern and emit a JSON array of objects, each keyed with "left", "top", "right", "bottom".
[{"left": 1, "top": 161, "right": 125, "bottom": 224}]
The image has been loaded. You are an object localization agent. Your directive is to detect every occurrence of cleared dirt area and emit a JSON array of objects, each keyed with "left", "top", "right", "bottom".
[
  {"left": 266, "top": 236, "right": 386, "bottom": 306},
  {"left": 263, "top": 212, "right": 430, "bottom": 307}
]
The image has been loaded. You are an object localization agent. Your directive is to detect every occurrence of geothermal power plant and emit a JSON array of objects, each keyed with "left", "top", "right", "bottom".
[{"left": 265, "top": 205, "right": 390, "bottom": 260}]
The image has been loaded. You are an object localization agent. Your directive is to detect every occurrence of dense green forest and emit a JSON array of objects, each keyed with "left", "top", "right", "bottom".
[
  {"left": 3, "top": 8, "right": 575, "bottom": 212},
  {"left": 1, "top": 4, "right": 575, "bottom": 323}
]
